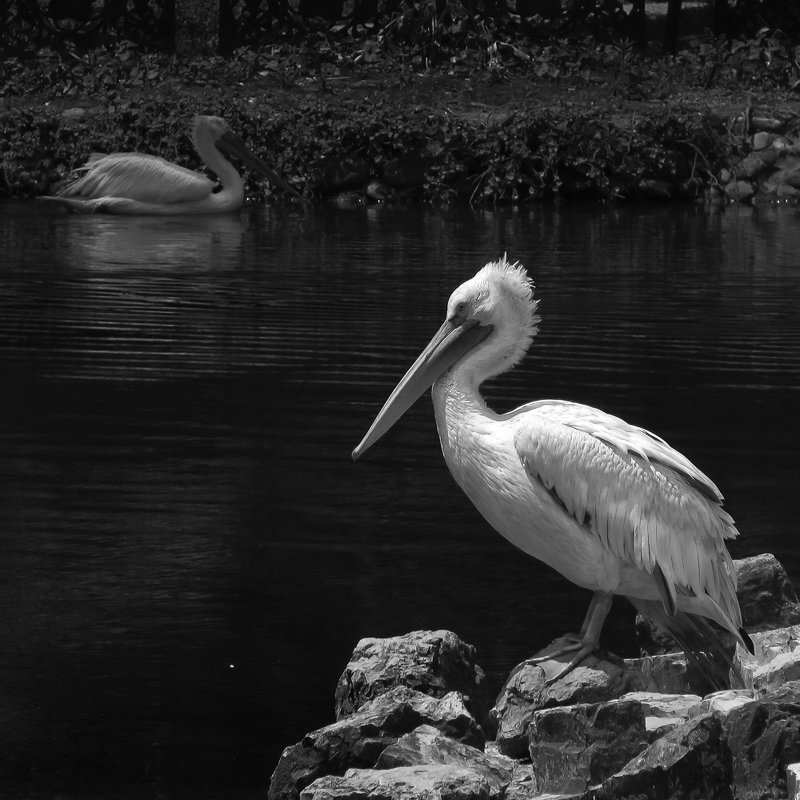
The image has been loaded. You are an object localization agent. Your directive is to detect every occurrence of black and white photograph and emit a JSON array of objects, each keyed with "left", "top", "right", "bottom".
[{"left": 1, "top": 1, "right": 800, "bottom": 797}]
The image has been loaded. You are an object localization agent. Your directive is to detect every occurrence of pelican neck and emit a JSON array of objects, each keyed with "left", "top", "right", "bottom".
[
  {"left": 432, "top": 370, "right": 495, "bottom": 422},
  {"left": 194, "top": 131, "right": 242, "bottom": 196}
]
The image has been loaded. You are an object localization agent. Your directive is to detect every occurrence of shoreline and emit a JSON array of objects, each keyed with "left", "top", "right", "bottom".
[{"left": 3, "top": 51, "right": 799, "bottom": 206}]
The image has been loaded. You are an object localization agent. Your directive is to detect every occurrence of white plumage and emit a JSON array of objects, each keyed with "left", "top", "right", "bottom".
[
  {"left": 354, "top": 256, "right": 751, "bottom": 686},
  {"left": 42, "top": 115, "right": 300, "bottom": 215},
  {"left": 64, "top": 152, "right": 215, "bottom": 205}
]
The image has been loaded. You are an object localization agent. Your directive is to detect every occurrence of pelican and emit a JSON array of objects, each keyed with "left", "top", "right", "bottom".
[
  {"left": 353, "top": 256, "right": 752, "bottom": 687},
  {"left": 42, "top": 115, "right": 301, "bottom": 214}
]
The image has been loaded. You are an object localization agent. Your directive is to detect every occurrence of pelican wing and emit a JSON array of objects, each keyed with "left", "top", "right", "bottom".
[
  {"left": 59, "top": 153, "right": 215, "bottom": 204},
  {"left": 514, "top": 400, "right": 740, "bottom": 625}
]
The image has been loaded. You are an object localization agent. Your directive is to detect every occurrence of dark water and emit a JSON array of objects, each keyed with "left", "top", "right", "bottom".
[{"left": 0, "top": 200, "right": 799, "bottom": 798}]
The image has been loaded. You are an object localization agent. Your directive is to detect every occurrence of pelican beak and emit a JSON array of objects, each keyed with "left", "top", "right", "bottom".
[
  {"left": 352, "top": 317, "right": 493, "bottom": 460},
  {"left": 217, "top": 130, "right": 303, "bottom": 200}
]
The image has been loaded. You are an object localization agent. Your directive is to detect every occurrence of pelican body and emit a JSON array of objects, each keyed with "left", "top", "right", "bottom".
[
  {"left": 353, "top": 257, "right": 751, "bottom": 686},
  {"left": 43, "top": 115, "right": 300, "bottom": 214}
]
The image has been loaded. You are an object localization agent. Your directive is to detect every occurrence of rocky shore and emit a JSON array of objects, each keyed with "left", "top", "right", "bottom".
[{"left": 267, "top": 553, "right": 800, "bottom": 800}]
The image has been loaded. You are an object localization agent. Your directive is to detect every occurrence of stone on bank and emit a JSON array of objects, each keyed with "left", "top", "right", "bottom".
[{"left": 268, "top": 554, "right": 800, "bottom": 800}]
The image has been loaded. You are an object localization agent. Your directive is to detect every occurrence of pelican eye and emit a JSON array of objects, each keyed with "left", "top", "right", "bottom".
[{"left": 451, "top": 301, "right": 469, "bottom": 322}]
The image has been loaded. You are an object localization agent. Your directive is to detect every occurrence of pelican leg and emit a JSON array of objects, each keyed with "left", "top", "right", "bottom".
[
  {"left": 525, "top": 634, "right": 583, "bottom": 663},
  {"left": 544, "top": 591, "right": 614, "bottom": 684},
  {"left": 524, "top": 591, "right": 614, "bottom": 683},
  {"left": 527, "top": 591, "right": 610, "bottom": 663}
]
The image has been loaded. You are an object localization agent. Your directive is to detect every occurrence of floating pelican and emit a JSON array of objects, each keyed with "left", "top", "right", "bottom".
[
  {"left": 353, "top": 256, "right": 752, "bottom": 686},
  {"left": 42, "top": 115, "right": 301, "bottom": 214}
]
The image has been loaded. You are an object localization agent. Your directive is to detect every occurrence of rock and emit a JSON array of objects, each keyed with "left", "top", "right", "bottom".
[
  {"left": 375, "top": 725, "right": 512, "bottom": 797},
  {"left": 756, "top": 147, "right": 779, "bottom": 166},
  {"left": 502, "top": 761, "right": 544, "bottom": 800},
  {"left": 735, "top": 554, "right": 800, "bottom": 631},
  {"left": 268, "top": 686, "right": 483, "bottom": 800},
  {"left": 751, "top": 116, "right": 786, "bottom": 133},
  {"left": 753, "top": 131, "right": 775, "bottom": 150},
  {"left": 619, "top": 691, "right": 701, "bottom": 738},
  {"left": 724, "top": 179, "right": 755, "bottom": 201},
  {"left": 366, "top": 181, "right": 392, "bottom": 202},
  {"left": 734, "top": 625, "right": 800, "bottom": 692},
  {"left": 272, "top": 561, "right": 800, "bottom": 800},
  {"left": 697, "top": 689, "right": 756, "bottom": 717},
  {"left": 643, "top": 715, "right": 684, "bottom": 737},
  {"left": 301, "top": 764, "right": 493, "bottom": 800},
  {"left": 785, "top": 168, "right": 800, "bottom": 189},
  {"left": 625, "top": 652, "right": 700, "bottom": 695},
  {"left": 335, "top": 630, "right": 488, "bottom": 722},
  {"left": 787, "top": 762, "right": 800, "bottom": 799},
  {"left": 750, "top": 625, "right": 800, "bottom": 662},
  {"left": 748, "top": 651, "right": 800, "bottom": 693},
  {"left": 492, "top": 636, "right": 651, "bottom": 757},
  {"left": 620, "top": 691, "right": 701, "bottom": 717},
  {"left": 637, "top": 179, "right": 675, "bottom": 199},
  {"left": 528, "top": 698, "right": 649, "bottom": 794},
  {"left": 737, "top": 152, "right": 766, "bottom": 179},
  {"left": 592, "top": 713, "right": 733, "bottom": 800},
  {"left": 777, "top": 183, "right": 800, "bottom": 199},
  {"left": 725, "top": 138, "right": 800, "bottom": 201},
  {"left": 724, "top": 681, "right": 800, "bottom": 799}
]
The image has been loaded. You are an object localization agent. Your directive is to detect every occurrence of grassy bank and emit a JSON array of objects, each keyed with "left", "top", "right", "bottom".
[{"left": 2, "top": 34, "right": 799, "bottom": 204}]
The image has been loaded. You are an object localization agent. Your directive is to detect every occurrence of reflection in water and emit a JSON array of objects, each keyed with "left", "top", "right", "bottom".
[
  {"left": 54, "top": 213, "right": 247, "bottom": 270},
  {"left": 0, "top": 201, "right": 799, "bottom": 799}
]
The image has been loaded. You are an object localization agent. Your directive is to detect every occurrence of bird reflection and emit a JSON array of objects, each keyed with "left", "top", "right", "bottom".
[{"left": 54, "top": 214, "right": 247, "bottom": 271}]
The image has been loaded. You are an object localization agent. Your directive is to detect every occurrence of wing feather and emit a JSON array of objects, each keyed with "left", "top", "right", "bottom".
[
  {"left": 59, "top": 153, "right": 214, "bottom": 204},
  {"left": 514, "top": 400, "right": 740, "bottom": 627}
]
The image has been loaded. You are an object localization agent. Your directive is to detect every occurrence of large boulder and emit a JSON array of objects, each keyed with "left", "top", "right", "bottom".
[
  {"left": 492, "top": 635, "right": 651, "bottom": 757},
  {"left": 268, "top": 687, "right": 483, "bottom": 800},
  {"left": 724, "top": 681, "right": 800, "bottom": 800},
  {"left": 335, "top": 630, "right": 489, "bottom": 723},
  {"left": 375, "top": 725, "right": 512, "bottom": 799},
  {"left": 591, "top": 713, "right": 733, "bottom": 800},
  {"left": 735, "top": 554, "right": 800, "bottom": 631},
  {"left": 528, "top": 698, "right": 649, "bottom": 793}
]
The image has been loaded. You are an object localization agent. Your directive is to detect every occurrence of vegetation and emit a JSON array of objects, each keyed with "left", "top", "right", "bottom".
[{"left": 1, "top": 2, "right": 799, "bottom": 204}]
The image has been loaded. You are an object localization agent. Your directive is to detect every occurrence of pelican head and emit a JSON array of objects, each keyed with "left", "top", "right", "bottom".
[
  {"left": 352, "top": 256, "right": 539, "bottom": 460},
  {"left": 193, "top": 115, "right": 301, "bottom": 199}
]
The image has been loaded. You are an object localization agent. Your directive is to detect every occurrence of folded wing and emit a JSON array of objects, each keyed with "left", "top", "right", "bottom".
[
  {"left": 59, "top": 153, "right": 215, "bottom": 204},
  {"left": 514, "top": 400, "right": 741, "bottom": 632}
]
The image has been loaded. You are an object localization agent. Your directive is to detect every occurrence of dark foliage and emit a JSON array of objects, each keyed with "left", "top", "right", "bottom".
[
  {"left": 1, "top": 0, "right": 798, "bottom": 58},
  {"left": 1, "top": 1, "right": 797, "bottom": 204}
]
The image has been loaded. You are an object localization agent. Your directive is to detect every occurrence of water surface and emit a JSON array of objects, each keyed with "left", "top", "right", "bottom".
[{"left": 1, "top": 200, "right": 799, "bottom": 798}]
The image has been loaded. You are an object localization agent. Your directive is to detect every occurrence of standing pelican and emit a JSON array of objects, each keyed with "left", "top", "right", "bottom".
[
  {"left": 42, "top": 115, "right": 301, "bottom": 214},
  {"left": 353, "top": 256, "right": 752, "bottom": 686}
]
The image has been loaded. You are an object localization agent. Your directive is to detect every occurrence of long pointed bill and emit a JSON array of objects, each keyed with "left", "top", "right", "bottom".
[
  {"left": 352, "top": 318, "right": 493, "bottom": 460},
  {"left": 217, "top": 131, "right": 303, "bottom": 200}
]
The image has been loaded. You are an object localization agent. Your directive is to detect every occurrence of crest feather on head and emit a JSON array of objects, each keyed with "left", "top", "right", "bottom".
[{"left": 477, "top": 254, "right": 540, "bottom": 334}]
